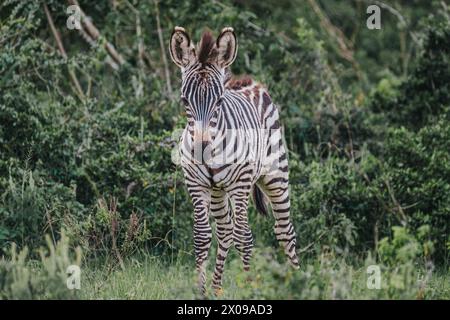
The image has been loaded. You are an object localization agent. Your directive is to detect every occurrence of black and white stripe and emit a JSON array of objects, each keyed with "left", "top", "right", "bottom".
[
  {"left": 178, "top": 63, "right": 299, "bottom": 296},
  {"left": 169, "top": 27, "right": 299, "bottom": 296}
]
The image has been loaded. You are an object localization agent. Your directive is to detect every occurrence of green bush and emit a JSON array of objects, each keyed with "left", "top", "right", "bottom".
[
  {"left": 65, "top": 197, "right": 150, "bottom": 261},
  {"left": 369, "top": 17, "right": 450, "bottom": 129},
  {"left": 0, "top": 169, "right": 85, "bottom": 253},
  {"left": 382, "top": 116, "right": 450, "bottom": 262},
  {"left": 0, "top": 233, "right": 81, "bottom": 300},
  {"left": 378, "top": 226, "right": 434, "bottom": 265}
]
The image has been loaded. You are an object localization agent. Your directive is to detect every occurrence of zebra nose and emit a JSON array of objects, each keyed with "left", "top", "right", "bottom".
[
  {"left": 193, "top": 127, "right": 211, "bottom": 143},
  {"left": 192, "top": 135, "right": 212, "bottom": 164}
]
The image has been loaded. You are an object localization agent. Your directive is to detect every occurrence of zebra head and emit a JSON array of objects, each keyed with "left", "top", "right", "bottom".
[{"left": 169, "top": 27, "right": 238, "bottom": 149}]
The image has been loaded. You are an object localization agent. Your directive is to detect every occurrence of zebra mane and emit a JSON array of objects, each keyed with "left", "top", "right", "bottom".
[
  {"left": 197, "top": 31, "right": 217, "bottom": 65},
  {"left": 225, "top": 75, "right": 253, "bottom": 90}
]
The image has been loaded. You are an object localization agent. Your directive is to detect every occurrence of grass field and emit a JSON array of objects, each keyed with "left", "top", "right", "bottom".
[
  {"left": 1, "top": 234, "right": 449, "bottom": 300},
  {"left": 78, "top": 250, "right": 450, "bottom": 300}
]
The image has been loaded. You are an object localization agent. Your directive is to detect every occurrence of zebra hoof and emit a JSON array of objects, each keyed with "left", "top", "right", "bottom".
[
  {"left": 214, "top": 287, "right": 224, "bottom": 297},
  {"left": 290, "top": 258, "right": 300, "bottom": 270}
]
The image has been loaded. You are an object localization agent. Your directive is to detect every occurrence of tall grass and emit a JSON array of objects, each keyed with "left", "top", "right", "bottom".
[{"left": 78, "top": 249, "right": 449, "bottom": 300}]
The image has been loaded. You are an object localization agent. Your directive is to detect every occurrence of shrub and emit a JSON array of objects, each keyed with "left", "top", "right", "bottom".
[
  {"left": 369, "top": 17, "right": 450, "bottom": 129},
  {"left": 382, "top": 115, "right": 450, "bottom": 262},
  {"left": 0, "top": 233, "right": 81, "bottom": 300},
  {"left": 0, "top": 168, "right": 85, "bottom": 253},
  {"left": 64, "top": 197, "right": 150, "bottom": 262}
]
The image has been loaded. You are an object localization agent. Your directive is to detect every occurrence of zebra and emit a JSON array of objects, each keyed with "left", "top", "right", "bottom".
[{"left": 169, "top": 26, "right": 299, "bottom": 296}]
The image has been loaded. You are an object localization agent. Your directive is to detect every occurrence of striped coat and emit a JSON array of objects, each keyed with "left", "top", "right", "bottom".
[{"left": 170, "top": 27, "right": 299, "bottom": 296}]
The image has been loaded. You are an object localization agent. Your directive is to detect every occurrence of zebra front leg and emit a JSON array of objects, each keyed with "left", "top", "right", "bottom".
[
  {"left": 230, "top": 188, "right": 253, "bottom": 271},
  {"left": 190, "top": 191, "right": 213, "bottom": 297},
  {"left": 210, "top": 190, "right": 233, "bottom": 295}
]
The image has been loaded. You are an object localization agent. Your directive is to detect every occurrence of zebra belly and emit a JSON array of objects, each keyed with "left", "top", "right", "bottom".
[{"left": 208, "top": 162, "right": 262, "bottom": 189}]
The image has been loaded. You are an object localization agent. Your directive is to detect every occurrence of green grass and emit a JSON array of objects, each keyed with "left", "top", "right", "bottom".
[
  {"left": 2, "top": 236, "right": 448, "bottom": 300},
  {"left": 80, "top": 255, "right": 197, "bottom": 299},
  {"left": 78, "top": 249, "right": 450, "bottom": 300}
]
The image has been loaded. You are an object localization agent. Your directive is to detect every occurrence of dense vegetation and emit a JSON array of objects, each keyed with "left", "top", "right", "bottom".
[{"left": 0, "top": 0, "right": 449, "bottom": 299}]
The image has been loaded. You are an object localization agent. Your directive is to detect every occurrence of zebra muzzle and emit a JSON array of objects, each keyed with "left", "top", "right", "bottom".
[
  {"left": 193, "top": 125, "right": 211, "bottom": 143},
  {"left": 193, "top": 126, "right": 212, "bottom": 164}
]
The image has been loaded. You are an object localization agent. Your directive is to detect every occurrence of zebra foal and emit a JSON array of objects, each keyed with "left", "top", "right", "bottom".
[{"left": 169, "top": 27, "right": 299, "bottom": 296}]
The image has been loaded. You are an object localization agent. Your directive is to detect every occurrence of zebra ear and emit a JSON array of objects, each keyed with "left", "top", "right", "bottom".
[
  {"left": 169, "top": 26, "right": 195, "bottom": 68},
  {"left": 216, "top": 27, "right": 237, "bottom": 68}
]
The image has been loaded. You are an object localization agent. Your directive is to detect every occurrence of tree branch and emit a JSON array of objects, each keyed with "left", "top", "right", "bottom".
[
  {"left": 68, "top": 0, "right": 125, "bottom": 70},
  {"left": 306, "top": 0, "right": 363, "bottom": 80},
  {"left": 43, "top": 2, "right": 85, "bottom": 100},
  {"left": 154, "top": 0, "right": 173, "bottom": 96}
]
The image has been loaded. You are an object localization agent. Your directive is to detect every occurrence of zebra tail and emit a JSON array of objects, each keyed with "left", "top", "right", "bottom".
[{"left": 252, "top": 185, "right": 268, "bottom": 216}]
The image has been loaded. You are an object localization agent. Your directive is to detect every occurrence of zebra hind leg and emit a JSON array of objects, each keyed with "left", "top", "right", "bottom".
[
  {"left": 210, "top": 190, "right": 233, "bottom": 296},
  {"left": 230, "top": 188, "right": 254, "bottom": 271},
  {"left": 259, "top": 173, "right": 300, "bottom": 269}
]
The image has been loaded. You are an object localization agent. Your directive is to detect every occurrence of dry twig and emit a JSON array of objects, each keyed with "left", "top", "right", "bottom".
[
  {"left": 43, "top": 3, "right": 85, "bottom": 99},
  {"left": 154, "top": 0, "right": 173, "bottom": 96},
  {"left": 68, "top": 0, "right": 125, "bottom": 70},
  {"left": 306, "top": 0, "right": 363, "bottom": 80}
]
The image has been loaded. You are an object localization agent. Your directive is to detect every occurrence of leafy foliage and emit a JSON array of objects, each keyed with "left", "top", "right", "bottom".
[{"left": 0, "top": 233, "right": 81, "bottom": 299}]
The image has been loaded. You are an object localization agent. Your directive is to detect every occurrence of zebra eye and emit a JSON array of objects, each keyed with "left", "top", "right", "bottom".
[
  {"left": 181, "top": 97, "right": 189, "bottom": 107},
  {"left": 216, "top": 97, "right": 224, "bottom": 106}
]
